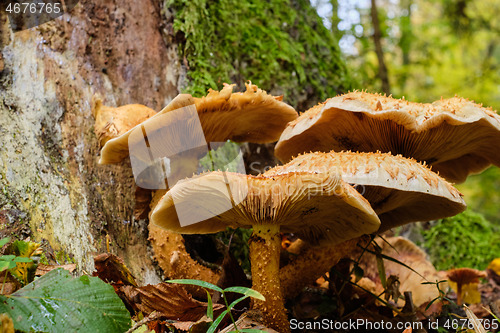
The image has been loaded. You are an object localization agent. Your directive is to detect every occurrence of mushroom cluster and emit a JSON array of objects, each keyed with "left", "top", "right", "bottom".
[
  {"left": 94, "top": 82, "right": 298, "bottom": 296},
  {"left": 96, "top": 88, "right": 500, "bottom": 332}
]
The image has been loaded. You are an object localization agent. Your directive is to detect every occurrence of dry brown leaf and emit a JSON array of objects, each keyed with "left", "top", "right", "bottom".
[
  {"left": 219, "top": 310, "right": 279, "bottom": 333},
  {"left": 93, "top": 253, "right": 137, "bottom": 290},
  {"left": 35, "top": 264, "right": 76, "bottom": 276},
  {"left": 358, "top": 237, "right": 444, "bottom": 308},
  {"left": 121, "top": 283, "right": 224, "bottom": 322}
]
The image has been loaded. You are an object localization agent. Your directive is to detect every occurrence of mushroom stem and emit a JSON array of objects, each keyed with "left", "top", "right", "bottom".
[
  {"left": 280, "top": 236, "right": 369, "bottom": 299},
  {"left": 456, "top": 283, "right": 463, "bottom": 305},
  {"left": 249, "top": 224, "right": 290, "bottom": 333}
]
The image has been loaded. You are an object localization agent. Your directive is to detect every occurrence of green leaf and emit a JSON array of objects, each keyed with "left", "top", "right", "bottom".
[
  {"left": 425, "top": 296, "right": 439, "bottom": 311},
  {"left": 0, "top": 260, "right": 17, "bottom": 271},
  {"left": 206, "top": 289, "right": 214, "bottom": 320},
  {"left": 0, "top": 268, "right": 131, "bottom": 333},
  {"left": 224, "top": 287, "right": 265, "bottom": 301},
  {"left": 11, "top": 239, "right": 40, "bottom": 257},
  {"left": 0, "top": 255, "right": 16, "bottom": 261},
  {"left": 207, "top": 309, "right": 229, "bottom": 333},
  {"left": 166, "top": 279, "right": 223, "bottom": 293},
  {"left": 13, "top": 257, "right": 33, "bottom": 263},
  {"left": 0, "top": 237, "right": 10, "bottom": 247},
  {"left": 228, "top": 295, "right": 250, "bottom": 309}
]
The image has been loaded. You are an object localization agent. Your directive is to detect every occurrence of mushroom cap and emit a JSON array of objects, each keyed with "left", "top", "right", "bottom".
[
  {"left": 93, "top": 102, "right": 157, "bottom": 147},
  {"left": 264, "top": 151, "right": 466, "bottom": 232},
  {"left": 150, "top": 170, "right": 381, "bottom": 245},
  {"left": 99, "top": 93, "right": 196, "bottom": 165},
  {"left": 275, "top": 92, "right": 500, "bottom": 183},
  {"left": 447, "top": 267, "right": 487, "bottom": 285},
  {"left": 99, "top": 82, "right": 297, "bottom": 165}
]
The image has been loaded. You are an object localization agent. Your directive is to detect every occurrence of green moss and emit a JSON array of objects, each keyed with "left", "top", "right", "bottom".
[
  {"left": 422, "top": 210, "right": 500, "bottom": 270},
  {"left": 165, "top": 0, "right": 354, "bottom": 109},
  {"left": 55, "top": 250, "right": 75, "bottom": 264},
  {"left": 39, "top": 252, "right": 49, "bottom": 265}
]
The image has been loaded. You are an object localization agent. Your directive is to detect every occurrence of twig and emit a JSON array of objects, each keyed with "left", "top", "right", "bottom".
[{"left": 125, "top": 311, "right": 160, "bottom": 333}]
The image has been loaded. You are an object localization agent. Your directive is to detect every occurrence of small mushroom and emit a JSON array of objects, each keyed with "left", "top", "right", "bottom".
[
  {"left": 150, "top": 170, "right": 380, "bottom": 332},
  {"left": 447, "top": 268, "right": 487, "bottom": 305},
  {"left": 92, "top": 99, "right": 156, "bottom": 147},
  {"left": 268, "top": 151, "right": 466, "bottom": 297},
  {"left": 275, "top": 92, "right": 500, "bottom": 183}
]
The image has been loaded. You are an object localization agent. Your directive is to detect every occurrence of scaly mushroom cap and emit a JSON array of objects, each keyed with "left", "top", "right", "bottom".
[
  {"left": 99, "top": 82, "right": 297, "bottom": 165},
  {"left": 150, "top": 170, "right": 380, "bottom": 245},
  {"left": 275, "top": 92, "right": 500, "bottom": 183},
  {"left": 265, "top": 151, "right": 466, "bottom": 232},
  {"left": 93, "top": 101, "right": 156, "bottom": 147}
]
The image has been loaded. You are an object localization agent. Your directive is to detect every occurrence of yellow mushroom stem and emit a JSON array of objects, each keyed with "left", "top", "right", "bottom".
[
  {"left": 280, "top": 236, "right": 370, "bottom": 299},
  {"left": 249, "top": 224, "right": 290, "bottom": 333}
]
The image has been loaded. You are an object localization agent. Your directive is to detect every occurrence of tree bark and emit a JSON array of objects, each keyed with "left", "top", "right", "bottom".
[
  {"left": 370, "top": 0, "right": 391, "bottom": 94},
  {"left": 0, "top": 0, "right": 183, "bottom": 284}
]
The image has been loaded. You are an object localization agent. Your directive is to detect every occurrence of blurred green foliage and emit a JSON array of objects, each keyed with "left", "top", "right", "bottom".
[
  {"left": 422, "top": 210, "right": 500, "bottom": 270},
  {"left": 343, "top": 0, "right": 500, "bottom": 110},
  {"left": 198, "top": 141, "right": 242, "bottom": 173},
  {"left": 457, "top": 167, "right": 500, "bottom": 224},
  {"left": 164, "top": 0, "right": 354, "bottom": 109}
]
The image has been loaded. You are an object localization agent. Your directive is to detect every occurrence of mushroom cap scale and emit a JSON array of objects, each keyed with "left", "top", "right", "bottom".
[
  {"left": 275, "top": 91, "right": 500, "bottom": 183},
  {"left": 150, "top": 170, "right": 381, "bottom": 245},
  {"left": 265, "top": 151, "right": 466, "bottom": 232},
  {"left": 99, "top": 82, "right": 297, "bottom": 165}
]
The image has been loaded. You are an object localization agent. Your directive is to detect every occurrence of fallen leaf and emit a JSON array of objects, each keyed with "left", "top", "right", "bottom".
[
  {"left": 358, "top": 237, "right": 444, "bottom": 307},
  {"left": 35, "top": 264, "right": 76, "bottom": 276},
  {"left": 121, "top": 283, "right": 224, "bottom": 321},
  {"left": 93, "top": 253, "right": 137, "bottom": 290},
  {"left": 218, "top": 310, "right": 279, "bottom": 333}
]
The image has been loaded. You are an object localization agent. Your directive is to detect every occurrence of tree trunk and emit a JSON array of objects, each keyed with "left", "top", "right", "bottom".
[
  {"left": 0, "top": 0, "right": 183, "bottom": 284},
  {"left": 370, "top": 0, "right": 391, "bottom": 94}
]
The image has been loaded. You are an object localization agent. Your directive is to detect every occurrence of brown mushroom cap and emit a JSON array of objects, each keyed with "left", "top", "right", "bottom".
[
  {"left": 150, "top": 170, "right": 380, "bottom": 245},
  {"left": 265, "top": 151, "right": 466, "bottom": 232},
  {"left": 93, "top": 101, "right": 156, "bottom": 147},
  {"left": 99, "top": 82, "right": 297, "bottom": 165},
  {"left": 447, "top": 267, "right": 487, "bottom": 285},
  {"left": 275, "top": 92, "right": 500, "bottom": 183},
  {"left": 447, "top": 267, "right": 487, "bottom": 305}
]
